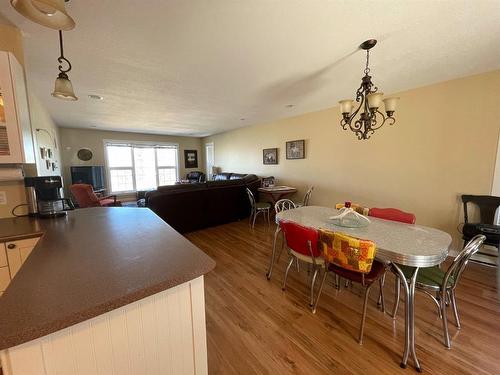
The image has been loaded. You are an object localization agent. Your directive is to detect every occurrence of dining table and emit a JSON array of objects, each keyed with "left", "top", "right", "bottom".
[
  {"left": 258, "top": 185, "right": 297, "bottom": 206},
  {"left": 269, "top": 206, "right": 452, "bottom": 372}
]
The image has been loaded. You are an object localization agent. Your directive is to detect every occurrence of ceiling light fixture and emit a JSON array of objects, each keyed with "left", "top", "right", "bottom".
[
  {"left": 88, "top": 94, "right": 103, "bottom": 100},
  {"left": 10, "top": 0, "right": 75, "bottom": 30},
  {"left": 52, "top": 30, "right": 77, "bottom": 101},
  {"left": 339, "top": 39, "right": 399, "bottom": 140}
]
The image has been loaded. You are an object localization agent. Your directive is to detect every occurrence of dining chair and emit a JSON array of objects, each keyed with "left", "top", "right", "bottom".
[
  {"left": 246, "top": 188, "right": 271, "bottom": 228},
  {"left": 313, "top": 229, "right": 386, "bottom": 344},
  {"left": 368, "top": 207, "right": 416, "bottom": 224},
  {"left": 280, "top": 220, "right": 324, "bottom": 310},
  {"left": 295, "top": 186, "right": 314, "bottom": 207},
  {"left": 368, "top": 207, "right": 416, "bottom": 312},
  {"left": 391, "top": 234, "right": 485, "bottom": 349},
  {"left": 266, "top": 199, "right": 297, "bottom": 280}
]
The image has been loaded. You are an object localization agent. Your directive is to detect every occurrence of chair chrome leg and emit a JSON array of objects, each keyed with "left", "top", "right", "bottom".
[
  {"left": 378, "top": 277, "right": 386, "bottom": 312},
  {"left": 267, "top": 226, "right": 281, "bottom": 280},
  {"left": 309, "top": 267, "right": 319, "bottom": 308},
  {"left": 335, "top": 274, "right": 340, "bottom": 290},
  {"left": 282, "top": 256, "right": 294, "bottom": 291},
  {"left": 450, "top": 290, "right": 461, "bottom": 329},
  {"left": 312, "top": 269, "right": 329, "bottom": 314},
  {"left": 295, "top": 258, "right": 300, "bottom": 272},
  {"left": 252, "top": 210, "right": 258, "bottom": 228},
  {"left": 441, "top": 289, "right": 451, "bottom": 349},
  {"left": 359, "top": 284, "right": 372, "bottom": 344},
  {"left": 389, "top": 276, "right": 401, "bottom": 319}
]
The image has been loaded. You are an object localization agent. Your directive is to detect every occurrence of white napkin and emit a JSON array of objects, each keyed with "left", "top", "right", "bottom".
[{"left": 329, "top": 207, "right": 371, "bottom": 225}]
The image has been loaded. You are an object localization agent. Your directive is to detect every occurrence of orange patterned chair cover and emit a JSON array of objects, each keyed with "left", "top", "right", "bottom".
[{"left": 318, "top": 229, "right": 377, "bottom": 274}]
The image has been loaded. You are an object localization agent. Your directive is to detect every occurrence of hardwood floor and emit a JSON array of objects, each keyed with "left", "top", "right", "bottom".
[{"left": 185, "top": 220, "right": 500, "bottom": 375}]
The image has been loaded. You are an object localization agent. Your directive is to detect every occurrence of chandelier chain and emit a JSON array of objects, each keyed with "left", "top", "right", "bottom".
[{"left": 364, "top": 50, "right": 370, "bottom": 75}]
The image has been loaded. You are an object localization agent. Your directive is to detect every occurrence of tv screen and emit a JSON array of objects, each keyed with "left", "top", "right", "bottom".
[{"left": 70, "top": 166, "right": 105, "bottom": 191}]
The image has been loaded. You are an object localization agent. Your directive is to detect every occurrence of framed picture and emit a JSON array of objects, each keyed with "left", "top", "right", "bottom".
[
  {"left": 286, "top": 139, "right": 305, "bottom": 159},
  {"left": 261, "top": 176, "right": 275, "bottom": 187},
  {"left": 184, "top": 150, "right": 198, "bottom": 168},
  {"left": 263, "top": 148, "right": 278, "bottom": 165}
]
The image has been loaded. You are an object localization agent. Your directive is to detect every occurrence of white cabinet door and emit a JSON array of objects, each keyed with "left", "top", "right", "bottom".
[
  {"left": 6, "top": 237, "right": 39, "bottom": 278},
  {"left": 0, "top": 51, "right": 33, "bottom": 163},
  {"left": 0, "top": 266, "right": 10, "bottom": 292},
  {"left": 0, "top": 242, "right": 7, "bottom": 267}
]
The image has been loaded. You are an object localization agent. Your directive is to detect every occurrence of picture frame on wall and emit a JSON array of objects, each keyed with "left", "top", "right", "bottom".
[
  {"left": 286, "top": 139, "right": 305, "bottom": 159},
  {"left": 263, "top": 148, "right": 278, "bottom": 165},
  {"left": 184, "top": 150, "right": 198, "bottom": 168}
]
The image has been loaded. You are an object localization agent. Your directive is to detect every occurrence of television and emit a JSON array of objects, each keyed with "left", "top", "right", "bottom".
[{"left": 70, "top": 166, "right": 105, "bottom": 191}]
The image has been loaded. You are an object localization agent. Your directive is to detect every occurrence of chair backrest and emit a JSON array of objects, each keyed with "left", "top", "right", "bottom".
[
  {"left": 275, "top": 199, "right": 296, "bottom": 213},
  {"left": 186, "top": 171, "right": 205, "bottom": 183},
  {"left": 70, "top": 184, "right": 100, "bottom": 208},
  {"left": 462, "top": 195, "right": 500, "bottom": 224},
  {"left": 246, "top": 187, "right": 256, "bottom": 212},
  {"left": 318, "top": 229, "right": 377, "bottom": 274},
  {"left": 444, "top": 234, "right": 486, "bottom": 290},
  {"left": 280, "top": 220, "right": 320, "bottom": 258},
  {"left": 302, "top": 186, "right": 314, "bottom": 206},
  {"left": 368, "top": 207, "right": 416, "bottom": 224}
]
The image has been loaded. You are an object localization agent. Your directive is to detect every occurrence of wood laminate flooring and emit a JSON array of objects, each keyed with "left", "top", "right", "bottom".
[{"left": 186, "top": 220, "right": 500, "bottom": 375}]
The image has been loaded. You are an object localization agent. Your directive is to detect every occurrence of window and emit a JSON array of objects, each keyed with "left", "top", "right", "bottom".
[{"left": 104, "top": 141, "right": 179, "bottom": 193}]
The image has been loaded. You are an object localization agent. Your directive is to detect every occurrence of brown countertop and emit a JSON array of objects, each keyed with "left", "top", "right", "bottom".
[{"left": 0, "top": 207, "right": 215, "bottom": 351}]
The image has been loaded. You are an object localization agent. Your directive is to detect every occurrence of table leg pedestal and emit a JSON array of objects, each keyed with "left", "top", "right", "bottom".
[{"left": 391, "top": 263, "right": 422, "bottom": 372}]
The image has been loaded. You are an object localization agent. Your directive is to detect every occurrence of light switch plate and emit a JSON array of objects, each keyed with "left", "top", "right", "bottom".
[{"left": 0, "top": 191, "right": 6, "bottom": 205}]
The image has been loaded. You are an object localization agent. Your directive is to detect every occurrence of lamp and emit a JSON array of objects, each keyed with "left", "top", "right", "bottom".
[
  {"left": 10, "top": 0, "right": 75, "bottom": 30},
  {"left": 52, "top": 30, "right": 77, "bottom": 101},
  {"left": 339, "top": 39, "right": 399, "bottom": 140}
]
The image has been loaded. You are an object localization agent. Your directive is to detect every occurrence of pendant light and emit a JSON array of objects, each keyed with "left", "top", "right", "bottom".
[
  {"left": 10, "top": 0, "right": 75, "bottom": 30},
  {"left": 52, "top": 30, "right": 78, "bottom": 100}
]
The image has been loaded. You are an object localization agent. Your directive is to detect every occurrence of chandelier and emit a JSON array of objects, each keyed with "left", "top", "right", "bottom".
[
  {"left": 10, "top": 0, "right": 75, "bottom": 30},
  {"left": 339, "top": 39, "right": 399, "bottom": 140}
]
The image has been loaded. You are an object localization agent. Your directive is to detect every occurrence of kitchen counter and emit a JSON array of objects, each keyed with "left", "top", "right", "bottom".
[{"left": 0, "top": 207, "right": 216, "bottom": 351}]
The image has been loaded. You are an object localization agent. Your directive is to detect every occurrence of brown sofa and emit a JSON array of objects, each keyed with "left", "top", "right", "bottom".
[{"left": 145, "top": 174, "right": 260, "bottom": 233}]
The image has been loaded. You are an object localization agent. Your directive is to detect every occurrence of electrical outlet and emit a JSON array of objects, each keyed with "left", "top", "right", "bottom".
[{"left": 0, "top": 191, "right": 6, "bottom": 205}]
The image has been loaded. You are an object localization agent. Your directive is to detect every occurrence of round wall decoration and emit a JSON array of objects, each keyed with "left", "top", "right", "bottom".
[{"left": 77, "top": 148, "right": 93, "bottom": 161}]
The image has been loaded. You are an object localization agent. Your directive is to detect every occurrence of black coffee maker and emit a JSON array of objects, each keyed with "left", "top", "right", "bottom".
[{"left": 24, "top": 176, "right": 74, "bottom": 218}]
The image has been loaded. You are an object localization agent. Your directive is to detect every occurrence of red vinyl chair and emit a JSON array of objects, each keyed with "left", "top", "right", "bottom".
[
  {"left": 280, "top": 220, "right": 324, "bottom": 310},
  {"left": 368, "top": 207, "right": 416, "bottom": 224},
  {"left": 368, "top": 207, "right": 416, "bottom": 316},
  {"left": 70, "top": 184, "right": 121, "bottom": 208}
]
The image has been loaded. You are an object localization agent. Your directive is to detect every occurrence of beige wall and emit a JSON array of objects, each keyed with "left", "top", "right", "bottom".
[
  {"left": 204, "top": 70, "right": 500, "bottom": 250},
  {"left": 59, "top": 127, "right": 203, "bottom": 196},
  {"left": 0, "top": 23, "right": 62, "bottom": 218}
]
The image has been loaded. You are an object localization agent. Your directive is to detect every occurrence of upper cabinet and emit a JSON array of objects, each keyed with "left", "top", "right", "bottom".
[{"left": 0, "top": 51, "right": 35, "bottom": 164}]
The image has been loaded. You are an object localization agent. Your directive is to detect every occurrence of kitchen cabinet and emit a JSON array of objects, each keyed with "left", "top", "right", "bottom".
[
  {"left": 0, "top": 51, "right": 35, "bottom": 164},
  {"left": 0, "top": 236, "right": 40, "bottom": 296},
  {"left": 5, "top": 237, "right": 39, "bottom": 278}
]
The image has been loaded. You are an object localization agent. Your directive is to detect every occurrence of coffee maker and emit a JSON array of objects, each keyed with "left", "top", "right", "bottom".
[{"left": 24, "top": 176, "right": 74, "bottom": 218}]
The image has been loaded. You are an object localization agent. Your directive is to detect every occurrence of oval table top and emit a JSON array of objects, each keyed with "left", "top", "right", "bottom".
[{"left": 276, "top": 206, "right": 452, "bottom": 267}]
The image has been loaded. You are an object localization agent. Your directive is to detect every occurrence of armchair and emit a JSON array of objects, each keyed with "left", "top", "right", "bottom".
[{"left": 70, "top": 184, "right": 122, "bottom": 208}]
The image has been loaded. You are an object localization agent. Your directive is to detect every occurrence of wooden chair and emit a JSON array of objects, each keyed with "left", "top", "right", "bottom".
[
  {"left": 70, "top": 184, "right": 121, "bottom": 208},
  {"left": 313, "top": 229, "right": 386, "bottom": 344},
  {"left": 280, "top": 220, "right": 324, "bottom": 310}
]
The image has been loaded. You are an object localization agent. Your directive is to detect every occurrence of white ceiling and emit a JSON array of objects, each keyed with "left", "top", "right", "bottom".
[{"left": 0, "top": 1, "right": 499, "bottom": 137}]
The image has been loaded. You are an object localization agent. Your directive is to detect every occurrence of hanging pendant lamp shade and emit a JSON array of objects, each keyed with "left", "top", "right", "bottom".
[
  {"left": 10, "top": 0, "right": 75, "bottom": 30},
  {"left": 52, "top": 72, "right": 77, "bottom": 100}
]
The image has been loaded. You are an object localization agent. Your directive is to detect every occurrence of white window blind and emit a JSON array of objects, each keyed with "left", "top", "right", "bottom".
[{"left": 104, "top": 141, "right": 179, "bottom": 193}]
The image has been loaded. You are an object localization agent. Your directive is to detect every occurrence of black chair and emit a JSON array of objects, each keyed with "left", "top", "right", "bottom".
[
  {"left": 461, "top": 195, "right": 500, "bottom": 259},
  {"left": 186, "top": 171, "right": 206, "bottom": 183}
]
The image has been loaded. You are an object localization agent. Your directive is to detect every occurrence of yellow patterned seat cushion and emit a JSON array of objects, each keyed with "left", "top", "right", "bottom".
[{"left": 318, "top": 229, "right": 377, "bottom": 274}]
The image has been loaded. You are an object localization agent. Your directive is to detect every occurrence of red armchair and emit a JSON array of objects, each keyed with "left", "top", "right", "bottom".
[{"left": 70, "top": 184, "right": 121, "bottom": 208}]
